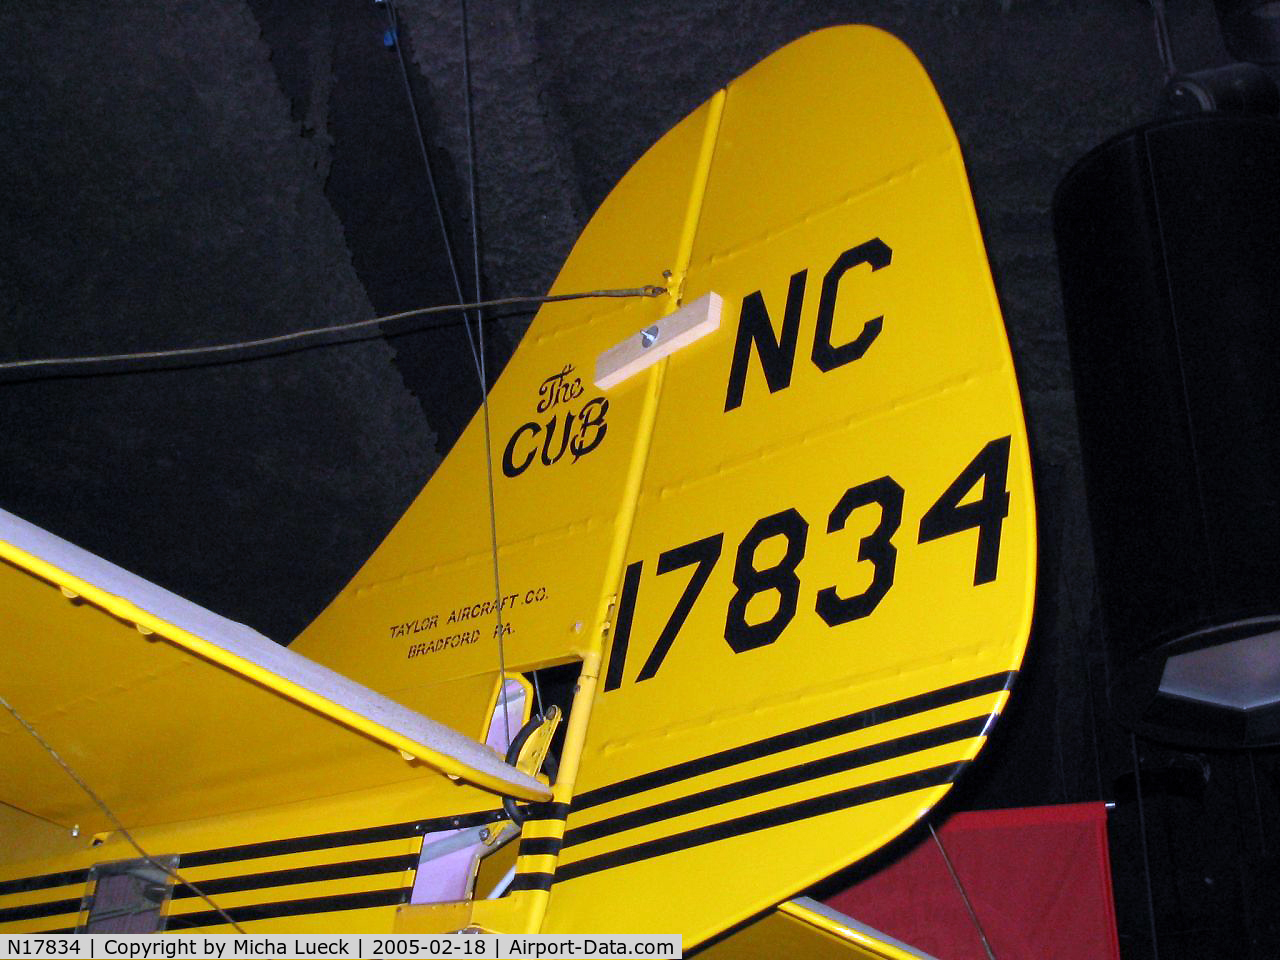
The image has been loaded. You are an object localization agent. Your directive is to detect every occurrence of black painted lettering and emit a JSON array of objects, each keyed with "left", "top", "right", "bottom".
[
  {"left": 724, "top": 508, "right": 808, "bottom": 652},
  {"left": 502, "top": 422, "right": 540, "bottom": 477},
  {"left": 811, "top": 238, "right": 891, "bottom": 372},
  {"left": 816, "top": 475, "right": 904, "bottom": 626},
  {"left": 571, "top": 398, "right": 609, "bottom": 461},
  {"left": 603, "top": 561, "right": 643, "bottom": 692},
  {"left": 724, "top": 269, "right": 807, "bottom": 412},
  {"left": 541, "top": 413, "right": 573, "bottom": 466},
  {"left": 637, "top": 533, "right": 724, "bottom": 682},
  {"left": 918, "top": 436, "right": 1012, "bottom": 585}
]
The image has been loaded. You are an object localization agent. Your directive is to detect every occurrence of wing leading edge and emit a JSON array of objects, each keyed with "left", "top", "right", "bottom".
[{"left": 0, "top": 506, "right": 547, "bottom": 840}]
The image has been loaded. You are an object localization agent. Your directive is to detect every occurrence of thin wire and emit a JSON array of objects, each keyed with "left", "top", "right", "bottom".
[
  {"left": 0, "top": 693, "right": 246, "bottom": 934},
  {"left": 1130, "top": 733, "right": 1162, "bottom": 960},
  {"left": 458, "top": 0, "right": 523, "bottom": 744},
  {"left": 0, "top": 286, "right": 664, "bottom": 378},
  {"left": 0, "top": 796, "right": 66, "bottom": 830},
  {"left": 1061, "top": 553, "right": 1106, "bottom": 804},
  {"left": 383, "top": 0, "right": 493, "bottom": 444},
  {"left": 1249, "top": 751, "right": 1267, "bottom": 858},
  {"left": 1232, "top": 753, "right": 1256, "bottom": 960},
  {"left": 383, "top": 0, "right": 520, "bottom": 747},
  {"left": 930, "top": 823, "right": 997, "bottom": 960},
  {"left": 460, "top": 0, "right": 482, "bottom": 371},
  {"left": 1149, "top": 0, "right": 1177, "bottom": 80},
  {"left": 382, "top": 0, "right": 480, "bottom": 373}
]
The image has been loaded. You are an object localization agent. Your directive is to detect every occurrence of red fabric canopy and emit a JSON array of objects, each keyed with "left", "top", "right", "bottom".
[{"left": 824, "top": 803, "right": 1121, "bottom": 960}]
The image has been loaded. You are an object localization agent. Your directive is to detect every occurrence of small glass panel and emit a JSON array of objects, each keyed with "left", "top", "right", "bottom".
[
  {"left": 1159, "top": 630, "right": 1280, "bottom": 710},
  {"left": 79, "top": 856, "right": 176, "bottom": 933}
]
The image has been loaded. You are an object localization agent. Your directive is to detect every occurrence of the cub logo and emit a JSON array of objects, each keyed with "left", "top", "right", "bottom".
[{"left": 502, "top": 364, "right": 609, "bottom": 478}]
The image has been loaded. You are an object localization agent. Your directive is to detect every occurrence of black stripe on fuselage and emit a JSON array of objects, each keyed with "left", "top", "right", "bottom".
[
  {"left": 170, "top": 853, "right": 419, "bottom": 900},
  {"left": 0, "top": 869, "right": 89, "bottom": 898},
  {"left": 3, "top": 802, "right": 570, "bottom": 931},
  {"left": 506, "top": 872, "right": 555, "bottom": 892},
  {"left": 572, "top": 672, "right": 1013, "bottom": 813},
  {"left": 178, "top": 810, "right": 502, "bottom": 869},
  {"left": 556, "top": 761, "right": 967, "bottom": 881},
  {"left": 165, "top": 887, "right": 410, "bottom": 929},
  {"left": 517, "top": 801, "right": 571, "bottom": 824},
  {"left": 2, "top": 803, "right": 564, "bottom": 929},
  {"left": 518, "top": 836, "right": 563, "bottom": 858},
  {"left": 564, "top": 715, "right": 989, "bottom": 848},
  {"left": 0, "top": 897, "right": 81, "bottom": 924}
]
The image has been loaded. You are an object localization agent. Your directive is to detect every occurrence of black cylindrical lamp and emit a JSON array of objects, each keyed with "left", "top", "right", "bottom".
[
  {"left": 1054, "top": 115, "right": 1280, "bottom": 748},
  {"left": 1214, "top": 0, "right": 1280, "bottom": 63}
]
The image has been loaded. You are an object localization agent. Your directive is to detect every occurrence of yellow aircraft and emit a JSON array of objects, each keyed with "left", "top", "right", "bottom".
[{"left": 0, "top": 26, "right": 1034, "bottom": 954}]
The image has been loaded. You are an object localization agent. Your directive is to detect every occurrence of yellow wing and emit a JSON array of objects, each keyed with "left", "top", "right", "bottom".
[
  {"left": 700, "top": 899, "right": 937, "bottom": 960},
  {"left": 0, "top": 507, "right": 546, "bottom": 835}
]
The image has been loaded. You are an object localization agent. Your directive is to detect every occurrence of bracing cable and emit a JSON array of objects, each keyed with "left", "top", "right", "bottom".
[
  {"left": 0, "top": 286, "right": 664, "bottom": 380},
  {"left": 0, "top": 693, "right": 247, "bottom": 934}
]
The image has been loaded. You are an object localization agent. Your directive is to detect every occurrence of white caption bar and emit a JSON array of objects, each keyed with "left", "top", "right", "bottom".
[{"left": 0, "top": 934, "right": 683, "bottom": 959}]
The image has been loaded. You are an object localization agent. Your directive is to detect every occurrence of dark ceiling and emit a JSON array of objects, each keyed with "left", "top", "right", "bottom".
[{"left": 2, "top": 1, "right": 1278, "bottom": 956}]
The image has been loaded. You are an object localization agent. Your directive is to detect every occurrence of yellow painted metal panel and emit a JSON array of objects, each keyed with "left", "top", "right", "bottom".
[
  {"left": 0, "top": 550, "right": 511, "bottom": 830},
  {"left": 698, "top": 912, "right": 880, "bottom": 960},
  {"left": 700, "top": 900, "right": 931, "bottom": 960},
  {"left": 290, "top": 102, "right": 719, "bottom": 691},
  {"left": 182, "top": 905, "right": 404, "bottom": 935},
  {"left": 0, "top": 911, "right": 82, "bottom": 936},
  {"left": 778, "top": 899, "right": 933, "bottom": 959},
  {"left": 0, "top": 521, "right": 546, "bottom": 802},
  {"left": 540, "top": 26, "right": 1034, "bottom": 943},
  {"left": 0, "top": 771, "right": 507, "bottom": 934}
]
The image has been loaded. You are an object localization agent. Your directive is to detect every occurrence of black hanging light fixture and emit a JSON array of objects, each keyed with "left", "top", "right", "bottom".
[
  {"left": 1214, "top": 0, "right": 1280, "bottom": 63},
  {"left": 1055, "top": 1, "right": 1280, "bottom": 747}
]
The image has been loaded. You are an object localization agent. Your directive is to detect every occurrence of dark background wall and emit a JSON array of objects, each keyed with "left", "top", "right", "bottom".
[{"left": 1, "top": 2, "right": 1276, "bottom": 956}]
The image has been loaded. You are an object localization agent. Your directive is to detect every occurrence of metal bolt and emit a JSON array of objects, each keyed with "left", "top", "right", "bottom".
[{"left": 641, "top": 325, "right": 659, "bottom": 348}]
